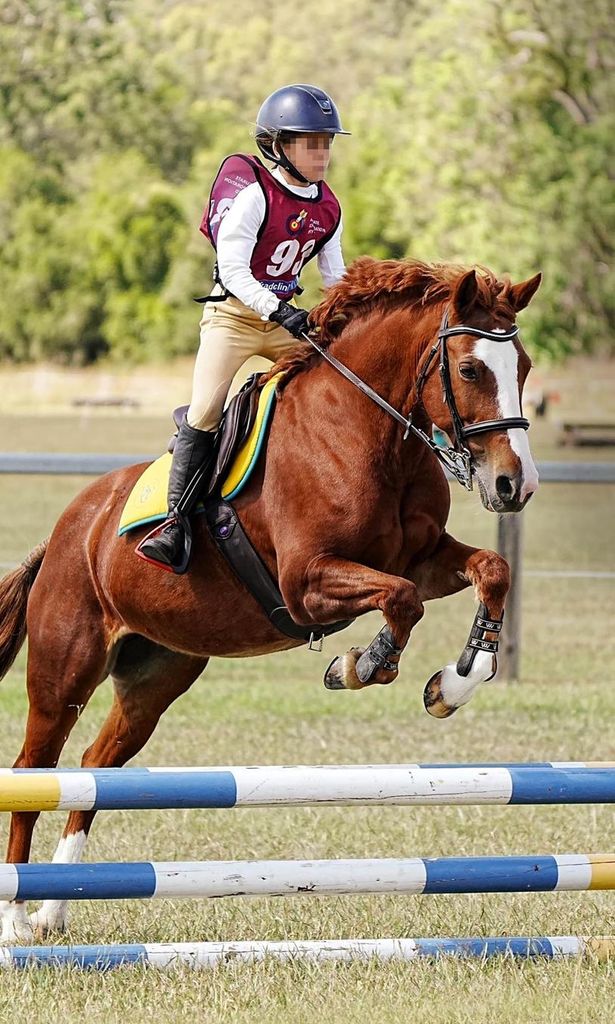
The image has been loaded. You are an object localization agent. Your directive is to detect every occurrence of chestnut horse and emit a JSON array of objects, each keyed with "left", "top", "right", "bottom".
[{"left": 0, "top": 257, "right": 540, "bottom": 941}]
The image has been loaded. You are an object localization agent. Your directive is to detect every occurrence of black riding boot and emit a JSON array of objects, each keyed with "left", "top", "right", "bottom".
[{"left": 137, "top": 419, "right": 217, "bottom": 573}]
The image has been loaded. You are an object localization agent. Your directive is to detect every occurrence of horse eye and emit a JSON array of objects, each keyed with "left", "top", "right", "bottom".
[{"left": 459, "top": 364, "right": 478, "bottom": 381}]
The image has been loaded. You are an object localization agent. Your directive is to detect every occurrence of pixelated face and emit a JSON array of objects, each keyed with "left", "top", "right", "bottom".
[{"left": 281, "top": 133, "right": 334, "bottom": 182}]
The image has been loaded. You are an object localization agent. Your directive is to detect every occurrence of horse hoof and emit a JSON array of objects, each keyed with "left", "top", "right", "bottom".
[
  {"left": 29, "top": 906, "right": 68, "bottom": 939},
  {"left": 323, "top": 648, "right": 366, "bottom": 691},
  {"left": 324, "top": 655, "right": 347, "bottom": 689},
  {"left": 423, "top": 671, "right": 457, "bottom": 718},
  {"left": 0, "top": 902, "right": 35, "bottom": 944}
]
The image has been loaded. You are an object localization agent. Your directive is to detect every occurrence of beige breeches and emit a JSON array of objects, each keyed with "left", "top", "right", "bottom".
[{"left": 187, "top": 295, "right": 296, "bottom": 431}]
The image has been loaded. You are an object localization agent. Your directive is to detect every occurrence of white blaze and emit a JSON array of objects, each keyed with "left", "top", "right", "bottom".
[{"left": 473, "top": 337, "right": 539, "bottom": 500}]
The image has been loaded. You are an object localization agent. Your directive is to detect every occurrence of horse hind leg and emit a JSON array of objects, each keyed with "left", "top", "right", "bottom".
[
  {"left": 30, "top": 637, "right": 207, "bottom": 939},
  {"left": 0, "top": 614, "right": 111, "bottom": 942}
]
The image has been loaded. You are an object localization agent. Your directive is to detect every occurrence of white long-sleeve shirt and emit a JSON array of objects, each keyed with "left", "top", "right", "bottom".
[{"left": 216, "top": 166, "right": 345, "bottom": 319}]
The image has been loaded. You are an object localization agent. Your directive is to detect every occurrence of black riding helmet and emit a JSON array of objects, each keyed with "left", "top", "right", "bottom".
[{"left": 256, "top": 84, "right": 350, "bottom": 184}]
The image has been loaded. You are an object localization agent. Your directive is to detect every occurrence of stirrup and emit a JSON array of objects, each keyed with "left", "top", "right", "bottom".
[{"left": 135, "top": 512, "right": 193, "bottom": 575}]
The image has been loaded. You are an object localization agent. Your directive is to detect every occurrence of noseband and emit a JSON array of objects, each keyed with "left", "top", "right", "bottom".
[{"left": 301, "top": 306, "right": 530, "bottom": 490}]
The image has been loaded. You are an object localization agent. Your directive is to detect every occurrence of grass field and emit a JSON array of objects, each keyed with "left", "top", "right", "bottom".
[{"left": 0, "top": 358, "right": 613, "bottom": 1023}]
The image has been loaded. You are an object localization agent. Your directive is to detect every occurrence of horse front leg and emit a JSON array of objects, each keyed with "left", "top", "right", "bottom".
[
  {"left": 413, "top": 531, "right": 510, "bottom": 718},
  {"left": 288, "top": 556, "right": 424, "bottom": 691}
]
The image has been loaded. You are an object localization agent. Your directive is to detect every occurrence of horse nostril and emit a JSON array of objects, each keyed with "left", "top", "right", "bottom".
[{"left": 495, "top": 475, "right": 516, "bottom": 502}]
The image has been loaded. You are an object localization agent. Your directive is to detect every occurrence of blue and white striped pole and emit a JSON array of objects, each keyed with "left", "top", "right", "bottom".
[
  {"left": 0, "top": 854, "right": 612, "bottom": 901},
  {"left": 0, "top": 936, "right": 613, "bottom": 970},
  {"left": 1, "top": 763, "right": 613, "bottom": 812}
]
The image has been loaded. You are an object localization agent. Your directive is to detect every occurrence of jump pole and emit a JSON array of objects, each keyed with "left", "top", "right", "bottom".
[
  {"left": 1, "top": 936, "right": 614, "bottom": 970},
  {"left": 1, "top": 763, "right": 614, "bottom": 812},
  {"left": 0, "top": 854, "right": 613, "bottom": 902}
]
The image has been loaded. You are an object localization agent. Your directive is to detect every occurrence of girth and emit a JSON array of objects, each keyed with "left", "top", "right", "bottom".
[{"left": 205, "top": 499, "right": 354, "bottom": 644}]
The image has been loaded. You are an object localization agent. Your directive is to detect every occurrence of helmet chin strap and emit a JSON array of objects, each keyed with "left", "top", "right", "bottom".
[{"left": 272, "top": 140, "right": 316, "bottom": 186}]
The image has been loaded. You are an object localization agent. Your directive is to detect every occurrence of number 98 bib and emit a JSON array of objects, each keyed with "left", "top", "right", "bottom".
[{"left": 200, "top": 154, "right": 341, "bottom": 301}]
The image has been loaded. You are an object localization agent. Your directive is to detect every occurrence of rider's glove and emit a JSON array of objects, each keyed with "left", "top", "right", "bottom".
[{"left": 268, "top": 302, "right": 310, "bottom": 339}]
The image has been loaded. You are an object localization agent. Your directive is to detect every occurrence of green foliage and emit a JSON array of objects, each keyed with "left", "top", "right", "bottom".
[{"left": 0, "top": 0, "right": 612, "bottom": 363}]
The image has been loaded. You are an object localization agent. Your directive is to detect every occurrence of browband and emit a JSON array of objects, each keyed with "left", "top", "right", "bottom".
[{"left": 439, "top": 324, "right": 519, "bottom": 343}]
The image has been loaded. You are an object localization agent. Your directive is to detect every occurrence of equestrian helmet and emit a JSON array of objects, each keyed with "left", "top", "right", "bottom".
[{"left": 256, "top": 84, "right": 350, "bottom": 161}]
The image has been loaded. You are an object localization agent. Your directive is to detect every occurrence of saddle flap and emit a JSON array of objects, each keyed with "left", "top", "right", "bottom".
[
  {"left": 168, "top": 380, "right": 260, "bottom": 462},
  {"left": 209, "top": 373, "right": 264, "bottom": 495},
  {"left": 172, "top": 406, "right": 189, "bottom": 431},
  {"left": 118, "top": 374, "right": 282, "bottom": 537}
]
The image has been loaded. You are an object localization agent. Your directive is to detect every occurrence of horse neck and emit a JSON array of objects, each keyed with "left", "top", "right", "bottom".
[{"left": 324, "top": 301, "right": 442, "bottom": 447}]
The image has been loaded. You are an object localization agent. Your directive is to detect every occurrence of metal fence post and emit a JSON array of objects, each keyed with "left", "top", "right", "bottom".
[{"left": 496, "top": 514, "right": 524, "bottom": 682}]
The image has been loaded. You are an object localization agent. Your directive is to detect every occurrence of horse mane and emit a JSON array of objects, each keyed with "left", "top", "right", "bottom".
[{"left": 268, "top": 256, "right": 516, "bottom": 388}]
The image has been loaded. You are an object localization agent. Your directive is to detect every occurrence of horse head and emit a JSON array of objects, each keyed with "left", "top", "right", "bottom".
[
  {"left": 418, "top": 268, "right": 541, "bottom": 513},
  {"left": 273, "top": 256, "right": 541, "bottom": 514}
]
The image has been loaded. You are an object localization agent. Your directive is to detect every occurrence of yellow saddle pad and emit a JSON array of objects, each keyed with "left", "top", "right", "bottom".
[{"left": 118, "top": 373, "right": 281, "bottom": 537}]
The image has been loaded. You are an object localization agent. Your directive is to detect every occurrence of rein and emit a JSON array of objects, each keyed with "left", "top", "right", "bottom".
[{"left": 301, "top": 306, "right": 529, "bottom": 490}]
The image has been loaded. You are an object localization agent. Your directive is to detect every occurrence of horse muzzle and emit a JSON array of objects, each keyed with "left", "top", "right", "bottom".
[{"left": 475, "top": 465, "right": 538, "bottom": 513}]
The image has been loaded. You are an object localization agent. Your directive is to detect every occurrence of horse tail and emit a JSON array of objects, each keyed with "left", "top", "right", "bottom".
[{"left": 0, "top": 539, "right": 48, "bottom": 680}]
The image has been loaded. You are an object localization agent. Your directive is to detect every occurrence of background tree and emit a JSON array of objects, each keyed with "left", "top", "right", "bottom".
[{"left": 0, "top": 0, "right": 611, "bottom": 363}]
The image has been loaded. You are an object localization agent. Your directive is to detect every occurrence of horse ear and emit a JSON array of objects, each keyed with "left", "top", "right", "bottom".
[
  {"left": 453, "top": 269, "right": 479, "bottom": 319},
  {"left": 509, "top": 273, "right": 542, "bottom": 312}
]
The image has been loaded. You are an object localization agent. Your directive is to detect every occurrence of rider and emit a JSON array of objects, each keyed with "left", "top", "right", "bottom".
[{"left": 137, "top": 84, "right": 350, "bottom": 572}]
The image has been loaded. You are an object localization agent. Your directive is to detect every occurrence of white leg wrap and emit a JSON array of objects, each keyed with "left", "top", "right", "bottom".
[
  {"left": 29, "top": 830, "right": 88, "bottom": 936},
  {"left": 438, "top": 650, "right": 495, "bottom": 709},
  {"left": 0, "top": 900, "right": 33, "bottom": 944}
]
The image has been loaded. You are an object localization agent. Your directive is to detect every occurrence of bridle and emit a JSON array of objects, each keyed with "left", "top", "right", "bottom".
[{"left": 301, "top": 306, "right": 530, "bottom": 490}]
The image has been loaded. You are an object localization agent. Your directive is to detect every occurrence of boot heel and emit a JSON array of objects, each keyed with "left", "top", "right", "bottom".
[
  {"left": 134, "top": 422, "right": 216, "bottom": 574},
  {"left": 136, "top": 516, "right": 192, "bottom": 574}
]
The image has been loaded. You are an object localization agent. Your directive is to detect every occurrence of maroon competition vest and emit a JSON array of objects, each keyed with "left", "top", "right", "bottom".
[{"left": 199, "top": 154, "right": 341, "bottom": 301}]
